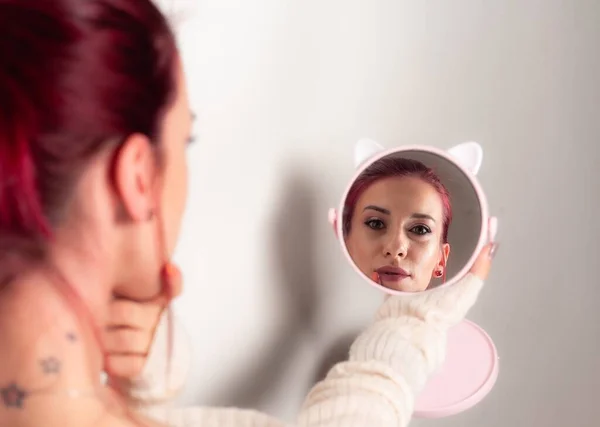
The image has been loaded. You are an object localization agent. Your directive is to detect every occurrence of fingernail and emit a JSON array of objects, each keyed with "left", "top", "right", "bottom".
[
  {"left": 163, "top": 262, "right": 177, "bottom": 277},
  {"left": 488, "top": 217, "right": 498, "bottom": 242},
  {"left": 489, "top": 243, "right": 499, "bottom": 259},
  {"left": 328, "top": 208, "right": 337, "bottom": 225}
]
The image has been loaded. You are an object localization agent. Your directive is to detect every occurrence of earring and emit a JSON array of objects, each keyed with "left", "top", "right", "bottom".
[{"left": 434, "top": 269, "right": 443, "bottom": 278}]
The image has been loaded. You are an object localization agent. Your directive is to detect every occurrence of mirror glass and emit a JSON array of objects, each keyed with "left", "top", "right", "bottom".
[{"left": 337, "top": 142, "right": 487, "bottom": 294}]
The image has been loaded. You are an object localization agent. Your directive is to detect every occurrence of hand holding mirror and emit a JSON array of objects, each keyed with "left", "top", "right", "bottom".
[{"left": 328, "top": 138, "right": 499, "bottom": 418}]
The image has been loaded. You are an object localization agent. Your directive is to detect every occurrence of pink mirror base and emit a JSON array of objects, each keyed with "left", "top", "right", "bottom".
[{"left": 414, "top": 319, "right": 499, "bottom": 418}]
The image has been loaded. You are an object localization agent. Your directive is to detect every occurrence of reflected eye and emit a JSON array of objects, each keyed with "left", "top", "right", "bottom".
[
  {"left": 410, "top": 225, "right": 431, "bottom": 235},
  {"left": 365, "top": 218, "right": 385, "bottom": 230}
]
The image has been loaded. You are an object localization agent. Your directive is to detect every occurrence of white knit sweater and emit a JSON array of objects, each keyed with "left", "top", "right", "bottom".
[{"left": 121, "top": 273, "right": 485, "bottom": 427}]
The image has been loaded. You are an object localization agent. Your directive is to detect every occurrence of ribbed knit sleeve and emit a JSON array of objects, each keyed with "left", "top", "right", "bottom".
[{"left": 131, "top": 273, "right": 485, "bottom": 427}]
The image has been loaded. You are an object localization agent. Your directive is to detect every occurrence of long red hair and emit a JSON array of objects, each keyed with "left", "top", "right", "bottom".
[{"left": 0, "top": 0, "right": 178, "bottom": 424}]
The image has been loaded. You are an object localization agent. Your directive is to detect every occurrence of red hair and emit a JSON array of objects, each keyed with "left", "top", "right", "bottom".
[
  {"left": 343, "top": 157, "right": 453, "bottom": 242},
  {"left": 0, "top": 0, "right": 177, "bottom": 276},
  {"left": 0, "top": 0, "right": 178, "bottom": 423}
]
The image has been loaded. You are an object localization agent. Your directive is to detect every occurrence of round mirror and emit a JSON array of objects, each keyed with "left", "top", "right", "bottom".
[
  {"left": 328, "top": 138, "right": 499, "bottom": 418},
  {"left": 331, "top": 139, "right": 489, "bottom": 295}
]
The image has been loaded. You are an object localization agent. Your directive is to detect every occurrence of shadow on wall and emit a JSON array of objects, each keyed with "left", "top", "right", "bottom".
[{"left": 210, "top": 163, "right": 322, "bottom": 409}]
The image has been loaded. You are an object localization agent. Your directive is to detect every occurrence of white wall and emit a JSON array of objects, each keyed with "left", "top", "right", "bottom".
[{"left": 161, "top": 1, "right": 600, "bottom": 425}]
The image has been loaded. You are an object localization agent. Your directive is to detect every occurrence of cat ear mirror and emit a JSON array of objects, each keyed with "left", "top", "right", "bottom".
[
  {"left": 330, "top": 138, "right": 488, "bottom": 294},
  {"left": 329, "top": 138, "right": 499, "bottom": 418}
]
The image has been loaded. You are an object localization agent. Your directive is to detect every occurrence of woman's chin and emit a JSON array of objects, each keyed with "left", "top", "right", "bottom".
[{"left": 382, "top": 279, "right": 428, "bottom": 293}]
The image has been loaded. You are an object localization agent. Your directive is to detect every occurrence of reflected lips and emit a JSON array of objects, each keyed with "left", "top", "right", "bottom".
[{"left": 375, "top": 266, "right": 410, "bottom": 283}]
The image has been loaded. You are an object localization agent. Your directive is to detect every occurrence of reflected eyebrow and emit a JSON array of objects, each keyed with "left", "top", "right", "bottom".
[
  {"left": 363, "top": 205, "right": 390, "bottom": 215},
  {"left": 363, "top": 205, "right": 436, "bottom": 222},
  {"left": 411, "top": 213, "right": 436, "bottom": 222}
]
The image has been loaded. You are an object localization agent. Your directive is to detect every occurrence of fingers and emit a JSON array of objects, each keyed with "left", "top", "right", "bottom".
[
  {"left": 105, "top": 328, "right": 153, "bottom": 355},
  {"left": 105, "top": 299, "right": 163, "bottom": 380},
  {"left": 104, "top": 326, "right": 153, "bottom": 379},
  {"left": 328, "top": 208, "right": 339, "bottom": 238},
  {"left": 469, "top": 243, "right": 495, "bottom": 280},
  {"left": 105, "top": 353, "right": 146, "bottom": 379},
  {"left": 163, "top": 263, "right": 183, "bottom": 300},
  {"left": 109, "top": 299, "right": 163, "bottom": 330},
  {"left": 488, "top": 217, "right": 498, "bottom": 243},
  {"left": 113, "top": 262, "right": 183, "bottom": 306},
  {"left": 104, "top": 263, "right": 183, "bottom": 381},
  {"left": 469, "top": 217, "right": 499, "bottom": 281}
]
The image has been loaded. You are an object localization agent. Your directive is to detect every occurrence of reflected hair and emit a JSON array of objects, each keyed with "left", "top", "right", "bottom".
[
  {"left": 0, "top": 0, "right": 178, "bottom": 424},
  {"left": 343, "top": 157, "right": 453, "bottom": 242}
]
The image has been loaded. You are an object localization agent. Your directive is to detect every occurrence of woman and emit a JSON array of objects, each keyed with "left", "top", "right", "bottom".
[
  {"left": 343, "top": 157, "right": 453, "bottom": 292},
  {"left": 0, "top": 1, "right": 498, "bottom": 426}
]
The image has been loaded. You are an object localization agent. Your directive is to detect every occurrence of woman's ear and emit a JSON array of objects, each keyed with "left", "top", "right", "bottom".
[
  {"left": 113, "top": 133, "right": 156, "bottom": 222},
  {"left": 441, "top": 244, "right": 450, "bottom": 282},
  {"left": 432, "top": 243, "right": 451, "bottom": 280},
  {"left": 441, "top": 243, "right": 450, "bottom": 267}
]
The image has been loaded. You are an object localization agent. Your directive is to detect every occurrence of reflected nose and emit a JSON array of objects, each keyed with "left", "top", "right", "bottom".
[{"left": 383, "top": 232, "right": 407, "bottom": 259}]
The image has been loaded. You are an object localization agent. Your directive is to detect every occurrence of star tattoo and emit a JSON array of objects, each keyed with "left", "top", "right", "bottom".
[
  {"left": 40, "top": 357, "right": 61, "bottom": 375},
  {"left": 1, "top": 383, "right": 27, "bottom": 409}
]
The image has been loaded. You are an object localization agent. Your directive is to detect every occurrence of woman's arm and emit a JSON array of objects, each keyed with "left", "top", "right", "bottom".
[
  {"left": 297, "top": 273, "right": 484, "bottom": 426},
  {"left": 128, "top": 243, "right": 494, "bottom": 427},
  {"left": 126, "top": 274, "right": 485, "bottom": 427},
  {"left": 295, "top": 238, "right": 496, "bottom": 427}
]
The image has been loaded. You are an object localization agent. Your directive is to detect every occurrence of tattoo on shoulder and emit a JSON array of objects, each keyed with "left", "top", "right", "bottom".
[
  {"left": 40, "top": 357, "right": 61, "bottom": 375},
  {"left": 1, "top": 383, "right": 27, "bottom": 409}
]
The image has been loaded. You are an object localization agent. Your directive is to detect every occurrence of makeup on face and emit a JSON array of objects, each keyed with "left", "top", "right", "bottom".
[
  {"left": 347, "top": 176, "right": 447, "bottom": 292},
  {"left": 338, "top": 141, "right": 488, "bottom": 295}
]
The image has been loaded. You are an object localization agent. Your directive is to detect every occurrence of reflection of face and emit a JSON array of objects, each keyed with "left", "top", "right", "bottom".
[{"left": 345, "top": 176, "right": 450, "bottom": 292}]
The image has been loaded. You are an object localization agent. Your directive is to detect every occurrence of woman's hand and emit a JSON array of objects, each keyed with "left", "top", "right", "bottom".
[
  {"left": 104, "top": 298, "right": 165, "bottom": 379},
  {"left": 104, "top": 264, "right": 183, "bottom": 380},
  {"left": 469, "top": 216, "right": 499, "bottom": 281}
]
